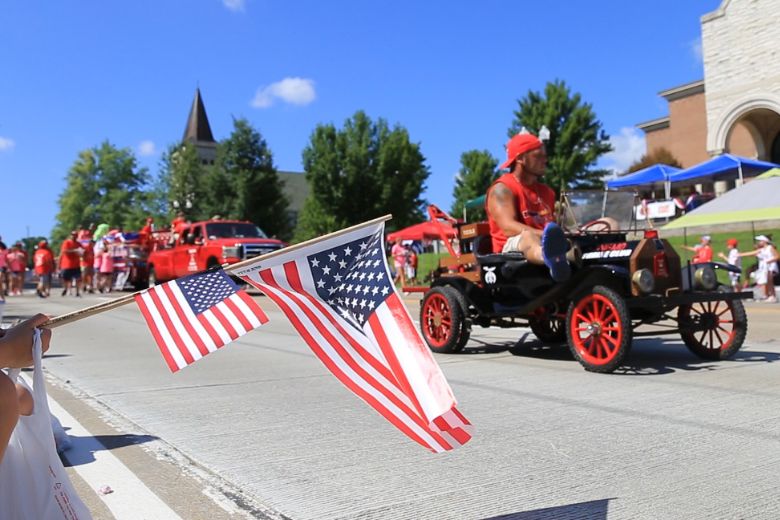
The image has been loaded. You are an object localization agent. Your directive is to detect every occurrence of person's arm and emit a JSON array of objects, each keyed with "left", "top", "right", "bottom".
[
  {"left": 681, "top": 245, "right": 697, "bottom": 252},
  {"left": 737, "top": 249, "right": 760, "bottom": 258},
  {"left": 0, "top": 314, "right": 52, "bottom": 369},
  {"left": 487, "top": 183, "right": 541, "bottom": 238}
]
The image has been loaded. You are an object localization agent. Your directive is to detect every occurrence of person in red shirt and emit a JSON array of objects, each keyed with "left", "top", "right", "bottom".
[
  {"left": 33, "top": 240, "right": 56, "bottom": 297},
  {"left": 6, "top": 244, "right": 27, "bottom": 296},
  {"left": 59, "top": 231, "right": 83, "bottom": 297},
  {"left": 80, "top": 239, "right": 95, "bottom": 294},
  {"left": 682, "top": 235, "right": 714, "bottom": 264},
  {"left": 486, "top": 133, "right": 570, "bottom": 281}
]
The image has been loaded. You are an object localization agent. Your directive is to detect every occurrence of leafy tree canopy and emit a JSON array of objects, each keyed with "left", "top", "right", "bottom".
[
  {"left": 159, "top": 142, "right": 208, "bottom": 222},
  {"left": 509, "top": 79, "right": 612, "bottom": 192},
  {"left": 296, "top": 111, "right": 429, "bottom": 241},
  {"left": 451, "top": 150, "right": 497, "bottom": 222},
  {"left": 53, "top": 141, "right": 151, "bottom": 242},
  {"left": 206, "top": 118, "right": 290, "bottom": 239},
  {"left": 626, "top": 146, "right": 682, "bottom": 173}
]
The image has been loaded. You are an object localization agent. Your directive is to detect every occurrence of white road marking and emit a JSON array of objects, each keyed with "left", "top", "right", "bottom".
[{"left": 25, "top": 374, "right": 183, "bottom": 520}]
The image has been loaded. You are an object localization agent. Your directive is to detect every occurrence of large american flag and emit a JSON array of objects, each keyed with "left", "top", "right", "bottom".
[
  {"left": 233, "top": 220, "right": 473, "bottom": 452},
  {"left": 135, "top": 269, "right": 268, "bottom": 372}
]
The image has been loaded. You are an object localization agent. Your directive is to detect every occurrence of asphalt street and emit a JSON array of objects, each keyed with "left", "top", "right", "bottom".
[{"left": 3, "top": 289, "right": 780, "bottom": 520}]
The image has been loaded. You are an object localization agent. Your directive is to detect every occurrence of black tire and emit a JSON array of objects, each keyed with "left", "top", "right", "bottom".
[
  {"left": 529, "top": 317, "right": 567, "bottom": 345},
  {"left": 419, "top": 286, "right": 471, "bottom": 353},
  {"left": 677, "top": 291, "right": 747, "bottom": 360},
  {"left": 566, "top": 285, "right": 632, "bottom": 373},
  {"left": 147, "top": 266, "right": 158, "bottom": 287}
]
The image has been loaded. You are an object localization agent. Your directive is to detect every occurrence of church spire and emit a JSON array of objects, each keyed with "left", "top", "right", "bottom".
[
  {"left": 183, "top": 88, "right": 215, "bottom": 144},
  {"left": 182, "top": 88, "right": 217, "bottom": 165}
]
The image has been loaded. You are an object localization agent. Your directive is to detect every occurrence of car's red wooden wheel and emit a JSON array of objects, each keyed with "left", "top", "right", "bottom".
[
  {"left": 678, "top": 295, "right": 747, "bottom": 360},
  {"left": 569, "top": 293, "right": 625, "bottom": 366},
  {"left": 421, "top": 292, "right": 453, "bottom": 348},
  {"left": 419, "top": 286, "right": 470, "bottom": 353}
]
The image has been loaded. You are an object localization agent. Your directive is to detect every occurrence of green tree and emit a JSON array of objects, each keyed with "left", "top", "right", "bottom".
[
  {"left": 53, "top": 141, "right": 150, "bottom": 242},
  {"left": 451, "top": 150, "right": 498, "bottom": 222},
  {"left": 159, "top": 142, "right": 207, "bottom": 221},
  {"left": 208, "top": 118, "right": 290, "bottom": 239},
  {"left": 509, "top": 79, "right": 612, "bottom": 192},
  {"left": 296, "top": 111, "right": 429, "bottom": 241},
  {"left": 627, "top": 146, "right": 682, "bottom": 173}
]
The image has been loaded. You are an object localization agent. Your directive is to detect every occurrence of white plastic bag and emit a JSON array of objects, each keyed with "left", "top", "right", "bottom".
[{"left": 0, "top": 330, "right": 92, "bottom": 519}]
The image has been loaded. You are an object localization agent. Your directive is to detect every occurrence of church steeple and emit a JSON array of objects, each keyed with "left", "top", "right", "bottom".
[{"left": 183, "top": 88, "right": 217, "bottom": 164}]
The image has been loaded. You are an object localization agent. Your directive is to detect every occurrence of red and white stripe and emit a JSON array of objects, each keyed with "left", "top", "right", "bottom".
[
  {"left": 135, "top": 282, "right": 268, "bottom": 372},
  {"left": 240, "top": 259, "right": 473, "bottom": 453}
]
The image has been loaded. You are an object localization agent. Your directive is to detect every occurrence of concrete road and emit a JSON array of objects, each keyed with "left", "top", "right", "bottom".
[{"left": 3, "top": 291, "right": 780, "bottom": 519}]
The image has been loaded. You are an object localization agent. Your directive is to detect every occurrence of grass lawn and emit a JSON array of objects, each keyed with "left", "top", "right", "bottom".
[{"left": 410, "top": 226, "right": 780, "bottom": 286}]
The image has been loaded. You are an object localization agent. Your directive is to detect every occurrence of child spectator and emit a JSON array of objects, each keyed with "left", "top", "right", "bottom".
[
  {"left": 404, "top": 244, "right": 418, "bottom": 283},
  {"left": 682, "top": 235, "right": 713, "bottom": 264},
  {"left": 718, "top": 238, "right": 741, "bottom": 292},
  {"left": 97, "top": 238, "right": 114, "bottom": 293}
]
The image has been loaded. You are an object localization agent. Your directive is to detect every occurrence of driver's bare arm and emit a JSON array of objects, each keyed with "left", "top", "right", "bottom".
[{"left": 487, "top": 183, "right": 538, "bottom": 238}]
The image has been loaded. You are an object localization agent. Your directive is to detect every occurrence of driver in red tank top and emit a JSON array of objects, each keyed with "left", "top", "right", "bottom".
[{"left": 486, "top": 133, "right": 570, "bottom": 281}]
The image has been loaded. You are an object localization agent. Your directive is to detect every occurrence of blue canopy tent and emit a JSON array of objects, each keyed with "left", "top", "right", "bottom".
[
  {"left": 606, "top": 164, "right": 681, "bottom": 199},
  {"left": 667, "top": 154, "right": 779, "bottom": 186}
]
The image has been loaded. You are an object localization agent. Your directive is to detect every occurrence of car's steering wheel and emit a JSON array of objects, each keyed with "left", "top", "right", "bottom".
[{"left": 579, "top": 218, "right": 616, "bottom": 233}]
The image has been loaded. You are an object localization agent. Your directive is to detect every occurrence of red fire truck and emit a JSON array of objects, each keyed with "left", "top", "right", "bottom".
[{"left": 146, "top": 219, "right": 285, "bottom": 285}]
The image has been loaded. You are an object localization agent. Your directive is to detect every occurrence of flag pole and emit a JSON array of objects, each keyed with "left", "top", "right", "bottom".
[{"left": 42, "top": 214, "right": 393, "bottom": 329}]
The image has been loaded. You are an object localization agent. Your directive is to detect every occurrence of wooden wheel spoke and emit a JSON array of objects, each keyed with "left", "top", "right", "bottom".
[
  {"left": 602, "top": 333, "right": 620, "bottom": 347},
  {"left": 717, "top": 306, "right": 732, "bottom": 317},
  {"left": 712, "top": 328, "right": 724, "bottom": 347}
]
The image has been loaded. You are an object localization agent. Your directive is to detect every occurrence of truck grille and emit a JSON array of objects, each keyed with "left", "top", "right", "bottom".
[{"left": 242, "top": 243, "right": 282, "bottom": 259}]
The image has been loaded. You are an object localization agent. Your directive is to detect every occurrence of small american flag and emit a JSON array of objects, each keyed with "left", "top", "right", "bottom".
[
  {"left": 234, "top": 220, "right": 473, "bottom": 452},
  {"left": 135, "top": 269, "right": 268, "bottom": 372}
]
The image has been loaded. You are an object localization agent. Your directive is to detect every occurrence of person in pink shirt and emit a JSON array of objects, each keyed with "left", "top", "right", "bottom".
[
  {"left": 97, "top": 239, "right": 115, "bottom": 293},
  {"left": 391, "top": 238, "right": 407, "bottom": 284}
]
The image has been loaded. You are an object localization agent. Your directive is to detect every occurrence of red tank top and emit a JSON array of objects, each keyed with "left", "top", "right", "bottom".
[{"left": 487, "top": 173, "right": 556, "bottom": 253}]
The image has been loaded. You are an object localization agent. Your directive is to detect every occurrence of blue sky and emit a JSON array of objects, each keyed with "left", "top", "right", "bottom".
[{"left": 0, "top": 0, "right": 721, "bottom": 242}]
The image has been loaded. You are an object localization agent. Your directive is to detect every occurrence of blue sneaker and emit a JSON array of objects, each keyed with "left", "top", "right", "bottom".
[{"left": 541, "top": 223, "right": 571, "bottom": 282}]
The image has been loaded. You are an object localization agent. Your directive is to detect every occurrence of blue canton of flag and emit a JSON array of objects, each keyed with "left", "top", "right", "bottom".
[
  {"left": 178, "top": 270, "right": 239, "bottom": 314},
  {"left": 307, "top": 229, "right": 392, "bottom": 328}
]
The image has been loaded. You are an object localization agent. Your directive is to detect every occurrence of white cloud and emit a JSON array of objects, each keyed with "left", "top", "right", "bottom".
[
  {"left": 251, "top": 77, "right": 316, "bottom": 109},
  {"left": 138, "top": 140, "right": 157, "bottom": 157},
  {"left": 602, "top": 127, "right": 646, "bottom": 175},
  {"left": 222, "top": 0, "right": 246, "bottom": 12},
  {"left": 0, "top": 137, "right": 15, "bottom": 152},
  {"left": 691, "top": 37, "right": 703, "bottom": 63}
]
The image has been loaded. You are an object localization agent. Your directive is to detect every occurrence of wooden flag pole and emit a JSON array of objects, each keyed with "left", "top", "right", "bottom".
[{"left": 41, "top": 214, "right": 393, "bottom": 329}]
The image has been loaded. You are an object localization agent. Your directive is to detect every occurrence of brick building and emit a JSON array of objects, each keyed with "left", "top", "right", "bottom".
[{"left": 637, "top": 0, "right": 780, "bottom": 194}]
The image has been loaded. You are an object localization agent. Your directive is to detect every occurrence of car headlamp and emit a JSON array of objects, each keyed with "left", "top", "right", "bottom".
[
  {"left": 694, "top": 266, "right": 717, "bottom": 290},
  {"left": 632, "top": 268, "right": 655, "bottom": 294}
]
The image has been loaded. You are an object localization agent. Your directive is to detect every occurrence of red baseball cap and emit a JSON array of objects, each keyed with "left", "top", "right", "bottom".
[
  {"left": 500, "top": 133, "right": 543, "bottom": 170},
  {"left": 726, "top": 238, "right": 738, "bottom": 247}
]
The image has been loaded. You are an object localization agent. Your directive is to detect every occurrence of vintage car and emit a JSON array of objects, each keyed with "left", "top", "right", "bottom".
[
  {"left": 146, "top": 219, "right": 284, "bottom": 285},
  {"left": 417, "top": 198, "right": 750, "bottom": 373}
]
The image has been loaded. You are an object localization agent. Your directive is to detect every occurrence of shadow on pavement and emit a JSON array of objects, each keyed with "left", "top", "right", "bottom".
[
  {"left": 483, "top": 498, "right": 613, "bottom": 520},
  {"left": 459, "top": 333, "right": 780, "bottom": 376},
  {"left": 62, "top": 433, "right": 159, "bottom": 467}
]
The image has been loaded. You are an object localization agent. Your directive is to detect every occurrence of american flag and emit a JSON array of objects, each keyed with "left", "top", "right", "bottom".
[
  {"left": 135, "top": 269, "right": 268, "bottom": 372},
  {"left": 233, "top": 220, "right": 473, "bottom": 452}
]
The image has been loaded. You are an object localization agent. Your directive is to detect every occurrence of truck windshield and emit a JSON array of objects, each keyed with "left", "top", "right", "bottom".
[{"left": 205, "top": 223, "right": 268, "bottom": 239}]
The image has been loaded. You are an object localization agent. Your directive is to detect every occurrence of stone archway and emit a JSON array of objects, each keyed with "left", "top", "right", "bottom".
[
  {"left": 772, "top": 131, "right": 780, "bottom": 164},
  {"left": 709, "top": 96, "right": 780, "bottom": 159}
]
